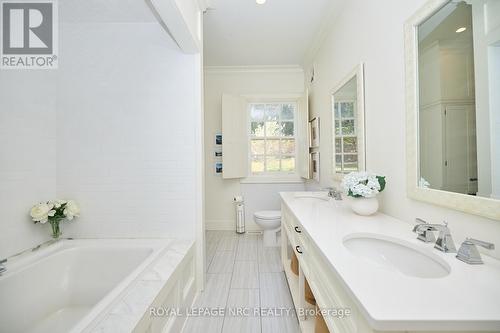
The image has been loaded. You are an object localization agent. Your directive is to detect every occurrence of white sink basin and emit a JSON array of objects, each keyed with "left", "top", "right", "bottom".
[
  {"left": 343, "top": 233, "right": 451, "bottom": 279},
  {"left": 293, "top": 192, "right": 330, "bottom": 201}
]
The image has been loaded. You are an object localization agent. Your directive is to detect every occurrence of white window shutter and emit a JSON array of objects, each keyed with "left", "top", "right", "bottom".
[
  {"left": 297, "top": 89, "right": 311, "bottom": 179},
  {"left": 222, "top": 94, "right": 248, "bottom": 179}
]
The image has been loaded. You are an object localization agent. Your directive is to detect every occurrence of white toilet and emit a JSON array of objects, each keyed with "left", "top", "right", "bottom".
[{"left": 254, "top": 210, "right": 281, "bottom": 247}]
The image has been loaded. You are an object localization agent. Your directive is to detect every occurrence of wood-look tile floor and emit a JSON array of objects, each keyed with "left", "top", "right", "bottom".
[{"left": 182, "top": 231, "right": 300, "bottom": 333}]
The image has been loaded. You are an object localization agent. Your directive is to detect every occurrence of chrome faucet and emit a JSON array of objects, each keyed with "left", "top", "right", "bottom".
[
  {"left": 413, "top": 221, "right": 456, "bottom": 253},
  {"left": 0, "top": 259, "right": 6, "bottom": 276},
  {"left": 456, "top": 238, "right": 495, "bottom": 264},
  {"left": 324, "top": 187, "right": 342, "bottom": 200},
  {"left": 412, "top": 218, "right": 436, "bottom": 243}
]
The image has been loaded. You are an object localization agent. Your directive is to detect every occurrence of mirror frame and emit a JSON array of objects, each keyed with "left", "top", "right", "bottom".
[
  {"left": 331, "top": 63, "right": 366, "bottom": 181},
  {"left": 404, "top": 0, "right": 500, "bottom": 220}
]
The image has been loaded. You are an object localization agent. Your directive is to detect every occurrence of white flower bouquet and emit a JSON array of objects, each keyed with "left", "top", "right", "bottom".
[
  {"left": 342, "top": 172, "right": 386, "bottom": 198},
  {"left": 30, "top": 200, "right": 80, "bottom": 238}
]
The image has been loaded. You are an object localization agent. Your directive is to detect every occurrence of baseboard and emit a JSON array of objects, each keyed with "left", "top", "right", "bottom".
[{"left": 205, "top": 219, "right": 262, "bottom": 232}]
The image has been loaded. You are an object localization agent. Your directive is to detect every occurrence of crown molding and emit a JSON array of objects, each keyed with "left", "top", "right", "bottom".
[{"left": 204, "top": 65, "right": 304, "bottom": 74}]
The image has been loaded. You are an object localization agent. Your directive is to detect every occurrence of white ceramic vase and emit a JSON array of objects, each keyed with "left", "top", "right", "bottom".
[{"left": 350, "top": 197, "right": 379, "bottom": 216}]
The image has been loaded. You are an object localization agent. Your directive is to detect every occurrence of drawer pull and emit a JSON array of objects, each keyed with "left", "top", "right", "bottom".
[
  {"left": 295, "top": 246, "right": 303, "bottom": 254},
  {"left": 294, "top": 226, "right": 302, "bottom": 233}
]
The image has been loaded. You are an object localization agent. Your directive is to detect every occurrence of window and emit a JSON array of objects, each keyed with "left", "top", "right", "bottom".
[
  {"left": 249, "top": 103, "right": 297, "bottom": 175},
  {"left": 334, "top": 100, "right": 358, "bottom": 173}
]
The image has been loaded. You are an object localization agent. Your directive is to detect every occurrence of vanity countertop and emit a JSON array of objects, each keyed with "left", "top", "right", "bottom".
[{"left": 280, "top": 192, "right": 500, "bottom": 331}]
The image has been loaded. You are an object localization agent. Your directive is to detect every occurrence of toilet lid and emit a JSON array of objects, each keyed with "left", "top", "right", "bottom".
[{"left": 255, "top": 210, "right": 281, "bottom": 220}]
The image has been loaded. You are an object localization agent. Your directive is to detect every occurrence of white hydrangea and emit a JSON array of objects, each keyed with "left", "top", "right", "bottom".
[{"left": 342, "top": 172, "right": 385, "bottom": 198}]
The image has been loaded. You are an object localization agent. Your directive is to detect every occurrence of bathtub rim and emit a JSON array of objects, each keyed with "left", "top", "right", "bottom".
[{"left": 1, "top": 238, "right": 169, "bottom": 274}]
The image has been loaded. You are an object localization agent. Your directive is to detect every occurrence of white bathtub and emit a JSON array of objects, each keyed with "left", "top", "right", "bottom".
[{"left": 0, "top": 239, "right": 169, "bottom": 333}]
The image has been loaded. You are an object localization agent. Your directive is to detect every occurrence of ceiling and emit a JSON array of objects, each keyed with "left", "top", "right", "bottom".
[{"left": 203, "top": 0, "right": 336, "bottom": 67}]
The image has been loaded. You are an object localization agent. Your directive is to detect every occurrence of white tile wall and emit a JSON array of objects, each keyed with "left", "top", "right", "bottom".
[
  {"left": 56, "top": 22, "right": 199, "bottom": 241},
  {"left": 0, "top": 17, "right": 200, "bottom": 257},
  {"left": 0, "top": 72, "right": 57, "bottom": 258}
]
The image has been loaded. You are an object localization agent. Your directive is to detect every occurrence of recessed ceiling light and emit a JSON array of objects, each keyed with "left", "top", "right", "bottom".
[
  {"left": 256, "top": 0, "right": 266, "bottom": 4},
  {"left": 456, "top": 27, "right": 466, "bottom": 33}
]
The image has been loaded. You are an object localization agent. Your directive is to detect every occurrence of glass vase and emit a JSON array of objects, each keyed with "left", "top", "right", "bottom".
[{"left": 49, "top": 219, "right": 63, "bottom": 239}]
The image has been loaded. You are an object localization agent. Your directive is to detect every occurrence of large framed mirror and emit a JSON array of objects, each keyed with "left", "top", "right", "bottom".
[
  {"left": 405, "top": 0, "right": 500, "bottom": 220},
  {"left": 331, "top": 63, "right": 366, "bottom": 181}
]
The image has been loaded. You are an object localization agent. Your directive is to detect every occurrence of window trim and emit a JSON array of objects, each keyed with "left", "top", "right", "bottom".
[
  {"left": 246, "top": 101, "right": 299, "bottom": 178},
  {"left": 330, "top": 63, "right": 366, "bottom": 182}
]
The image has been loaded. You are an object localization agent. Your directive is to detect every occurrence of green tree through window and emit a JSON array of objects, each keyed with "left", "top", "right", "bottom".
[{"left": 249, "top": 103, "right": 296, "bottom": 174}]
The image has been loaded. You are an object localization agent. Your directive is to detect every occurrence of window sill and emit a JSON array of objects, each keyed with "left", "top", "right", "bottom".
[{"left": 240, "top": 176, "right": 305, "bottom": 184}]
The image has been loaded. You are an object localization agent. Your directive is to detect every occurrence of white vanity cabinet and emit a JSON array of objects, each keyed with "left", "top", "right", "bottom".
[
  {"left": 281, "top": 203, "right": 373, "bottom": 333},
  {"left": 280, "top": 196, "right": 500, "bottom": 333}
]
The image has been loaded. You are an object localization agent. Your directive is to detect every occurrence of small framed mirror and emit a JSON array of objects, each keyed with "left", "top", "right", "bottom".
[
  {"left": 331, "top": 63, "right": 366, "bottom": 180},
  {"left": 405, "top": 0, "right": 500, "bottom": 220}
]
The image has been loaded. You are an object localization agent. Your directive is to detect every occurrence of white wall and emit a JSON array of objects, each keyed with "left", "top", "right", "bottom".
[
  {"left": 57, "top": 21, "right": 200, "bottom": 240},
  {"left": 304, "top": 0, "right": 500, "bottom": 259},
  {"left": 240, "top": 182, "right": 305, "bottom": 231},
  {"left": 0, "top": 3, "right": 201, "bottom": 258},
  {"left": 0, "top": 73, "right": 57, "bottom": 258},
  {"left": 204, "top": 68, "right": 305, "bottom": 231}
]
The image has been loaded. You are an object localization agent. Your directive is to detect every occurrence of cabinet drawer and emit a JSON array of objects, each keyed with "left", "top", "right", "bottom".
[{"left": 281, "top": 204, "right": 304, "bottom": 247}]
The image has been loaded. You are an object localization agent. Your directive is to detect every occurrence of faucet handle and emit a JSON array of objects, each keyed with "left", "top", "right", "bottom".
[
  {"left": 412, "top": 217, "right": 428, "bottom": 231},
  {"left": 321, "top": 187, "right": 342, "bottom": 200},
  {"left": 465, "top": 238, "right": 495, "bottom": 250},
  {"left": 412, "top": 218, "right": 436, "bottom": 243},
  {"left": 456, "top": 238, "right": 495, "bottom": 264}
]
